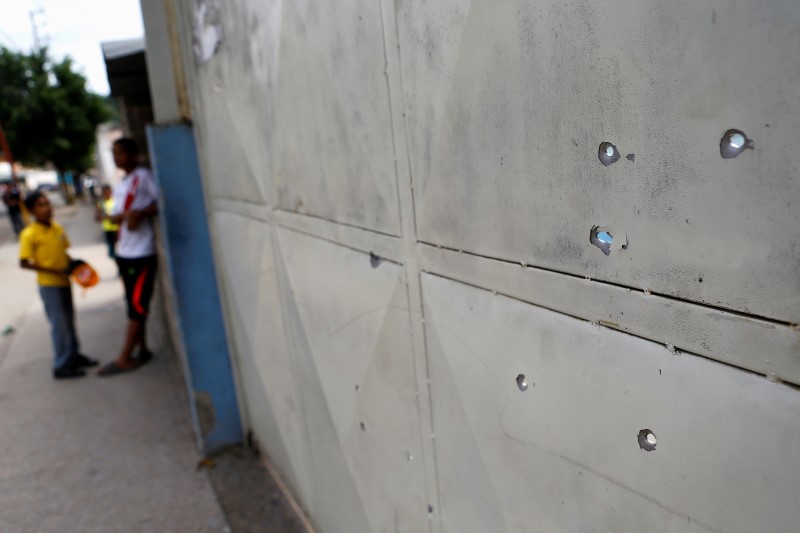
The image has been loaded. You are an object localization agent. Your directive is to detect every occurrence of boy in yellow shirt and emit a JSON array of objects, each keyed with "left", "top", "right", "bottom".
[{"left": 19, "top": 191, "right": 98, "bottom": 379}]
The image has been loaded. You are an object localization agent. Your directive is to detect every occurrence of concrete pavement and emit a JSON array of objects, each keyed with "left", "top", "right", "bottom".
[{"left": 0, "top": 196, "right": 229, "bottom": 532}]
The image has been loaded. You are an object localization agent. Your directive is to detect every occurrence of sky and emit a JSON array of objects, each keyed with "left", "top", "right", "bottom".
[{"left": 0, "top": 0, "right": 145, "bottom": 95}]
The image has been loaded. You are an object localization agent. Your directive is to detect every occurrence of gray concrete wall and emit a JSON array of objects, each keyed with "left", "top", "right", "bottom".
[{"left": 141, "top": 0, "right": 800, "bottom": 531}]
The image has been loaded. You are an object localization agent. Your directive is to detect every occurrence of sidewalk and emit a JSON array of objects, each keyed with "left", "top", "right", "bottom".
[{"left": 0, "top": 197, "right": 229, "bottom": 532}]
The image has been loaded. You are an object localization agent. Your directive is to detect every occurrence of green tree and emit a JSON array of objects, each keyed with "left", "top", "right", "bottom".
[{"left": 0, "top": 47, "right": 111, "bottom": 175}]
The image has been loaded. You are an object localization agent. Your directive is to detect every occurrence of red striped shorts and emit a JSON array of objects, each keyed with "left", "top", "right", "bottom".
[{"left": 116, "top": 255, "right": 158, "bottom": 321}]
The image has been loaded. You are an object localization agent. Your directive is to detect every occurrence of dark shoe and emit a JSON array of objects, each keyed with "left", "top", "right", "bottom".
[
  {"left": 134, "top": 348, "right": 153, "bottom": 367},
  {"left": 74, "top": 354, "right": 99, "bottom": 368},
  {"left": 54, "top": 367, "right": 87, "bottom": 379}
]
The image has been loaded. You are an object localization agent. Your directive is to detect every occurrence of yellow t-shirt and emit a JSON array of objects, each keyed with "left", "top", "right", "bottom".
[
  {"left": 101, "top": 198, "right": 119, "bottom": 232},
  {"left": 19, "top": 221, "right": 71, "bottom": 287}
]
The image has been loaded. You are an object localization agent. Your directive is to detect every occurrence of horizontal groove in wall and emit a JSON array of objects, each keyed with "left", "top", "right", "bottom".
[
  {"left": 273, "top": 208, "right": 402, "bottom": 240},
  {"left": 210, "top": 198, "right": 271, "bottom": 222},
  {"left": 419, "top": 241, "right": 795, "bottom": 328},
  {"left": 419, "top": 245, "right": 800, "bottom": 386},
  {"left": 273, "top": 209, "right": 403, "bottom": 264}
]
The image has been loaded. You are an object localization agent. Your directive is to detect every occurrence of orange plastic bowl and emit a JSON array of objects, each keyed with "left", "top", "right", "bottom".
[{"left": 71, "top": 262, "right": 99, "bottom": 288}]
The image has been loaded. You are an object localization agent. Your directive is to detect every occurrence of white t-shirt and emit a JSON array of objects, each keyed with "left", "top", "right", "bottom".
[{"left": 111, "top": 167, "right": 158, "bottom": 259}]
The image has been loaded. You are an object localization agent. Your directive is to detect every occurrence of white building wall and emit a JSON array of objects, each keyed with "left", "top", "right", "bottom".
[{"left": 142, "top": 0, "right": 800, "bottom": 531}]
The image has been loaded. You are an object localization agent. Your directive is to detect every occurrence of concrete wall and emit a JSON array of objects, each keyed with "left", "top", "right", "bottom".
[{"left": 141, "top": 0, "right": 800, "bottom": 531}]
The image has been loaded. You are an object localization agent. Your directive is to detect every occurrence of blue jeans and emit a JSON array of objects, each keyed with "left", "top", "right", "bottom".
[{"left": 39, "top": 286, "right": 80, "bottom": 371}]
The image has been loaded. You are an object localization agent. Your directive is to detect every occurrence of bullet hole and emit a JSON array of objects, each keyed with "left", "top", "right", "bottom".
[
  {"left": 406, "top": 452, "right": 414, "bottom": 461},
  {"left": 355, "top": 384, "right": 361, "bottom": 393},
  {"left": 638, "top": 429, "right": 657, "bottom": 451},
  {"left": 626, "top": 153, "right": 635, "bottom": 162},
  {"left": 698, "top": 277, "right": 703, "bottom": 283},
  {"left": 659, "top": 369, "right": 662, "bottom": 375},
  {"left": 590, "top": 226, "right": 628, "bottom": 256},
  {"left": 720, "top": 129, "right": 754, "bottom": 159},
  {"left": 428, "top": 505, "right": 434, "bottom": 514},
  {"left": 369, "top": 252, "right": 382, "bottom": 268},
  {"left": 516, "top": 374, "right": 529, "bottom": 391},
  {"left": 598, "top": 142, "right": 621, "bottom": 166},
  {"left": 360, "top": 421, "right": 366, "bottom": 431}
]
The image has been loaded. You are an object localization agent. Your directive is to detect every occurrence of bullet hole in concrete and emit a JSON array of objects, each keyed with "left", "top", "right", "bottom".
[
  {"left": 590, "top": 226, "right": 628, "bottom": 256},
  {"left": 598, "top": 142, "right": 621, "bottom": 166},
  {"left": 428, "top": 505, "right": 434, "bottom": 514},
  {"left": 720, "top": 129, "right": 754, "bottom": 159},
  {"left": 516, "top": 374, "right": 529, "bottom": 391},
  {"left": 360, "top": 421, "right": 366, "bottom": 431},
  {"left": 355, "top": 384, "right": 361, "bottom": 393},
  {"left": 370, "top": 252, "right": 382, "bottom": 268},
  {"left": 698, "top": 277, "right": 703, "bottom": 283},
  {"left": 626, "top": 153, "right": 635, "bottom": 162},
  {"left": 638, "top": 429, "right": 657, "bottom": 451}
]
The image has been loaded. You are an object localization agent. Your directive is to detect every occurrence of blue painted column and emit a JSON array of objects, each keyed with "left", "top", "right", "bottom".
[{"left": 147, "top": 123, "right": 242, "bottom": 453}]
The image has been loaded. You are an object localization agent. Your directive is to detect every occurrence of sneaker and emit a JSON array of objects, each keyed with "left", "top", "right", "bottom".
[
  {"left": 73, "top": 354, "right": 99, "bottom": 368},
  {"left": 54, "top": 367, "right": 87, "bottom": 379}
]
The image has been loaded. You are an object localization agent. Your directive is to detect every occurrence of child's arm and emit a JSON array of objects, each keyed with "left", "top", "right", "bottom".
[
  {"left": 104, "top": 204, "right": 151, "bottom": 227},
  {"left": 19, "top": 259, "right": 69, "bottom": 275},
  {"left": 126, "top": 201, "right": 158, "bottom": 230}
]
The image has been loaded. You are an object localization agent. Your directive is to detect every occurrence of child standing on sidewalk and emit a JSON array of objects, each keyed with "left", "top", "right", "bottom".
[
  {"left": 19, "top": 191, "right": 98, "bottom": 379},
  {"left": 98, "top": 138, "right": 159, "bottom": 377},
  {"left": 96, "top": 184, "right": 119, "bottom": 259}
]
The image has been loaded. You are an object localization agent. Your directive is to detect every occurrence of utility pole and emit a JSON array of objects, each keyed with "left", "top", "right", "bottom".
[{"left": 29, "top": 7, "right": 47, "bottom": 51}]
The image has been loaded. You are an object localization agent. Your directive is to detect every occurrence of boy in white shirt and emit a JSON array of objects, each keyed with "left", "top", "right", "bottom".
[{"left": 99, "top": 138, "right": 159, "bottom": 376}]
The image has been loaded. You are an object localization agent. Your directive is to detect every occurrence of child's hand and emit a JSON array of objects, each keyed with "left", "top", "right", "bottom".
[{"left": 127, "top": 210, "right": 142, "bottom": 230}]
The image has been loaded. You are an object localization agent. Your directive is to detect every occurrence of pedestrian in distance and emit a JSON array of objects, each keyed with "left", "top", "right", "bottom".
[
  {"left": 19, "top": 191, "right": 98, "bottom": 379},
  {"left": 98, "top": 138, "right": 159, "bottom": 377},
  {"left": 95, "top": 184, "right": 119, "bottom": 259},
  {"left": 3, "top": 180, "right": 25, "bottom": 238}
]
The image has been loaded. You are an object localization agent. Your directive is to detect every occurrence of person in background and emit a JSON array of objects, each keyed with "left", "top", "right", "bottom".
[
  {"left": 96, "top": 184, "right": 119, "bottom": 259},
  {"left": 3, "top": 180, "right": 25, "bottom": 238}
]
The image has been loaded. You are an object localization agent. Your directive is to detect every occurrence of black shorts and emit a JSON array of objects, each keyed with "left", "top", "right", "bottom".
[{"left": 116, "top": 255, "right": 158, "bottom": 321}]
